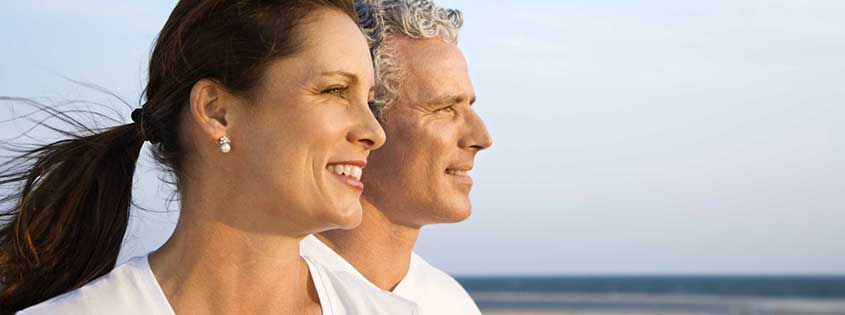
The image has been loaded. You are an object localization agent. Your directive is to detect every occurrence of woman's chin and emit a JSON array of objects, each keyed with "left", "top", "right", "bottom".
[{"left": 330, "top": 202, "right": 363, "bottom": 230}]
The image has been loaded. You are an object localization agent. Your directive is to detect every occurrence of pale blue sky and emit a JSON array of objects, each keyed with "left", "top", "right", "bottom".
[{"left": 1, "top": 1, "right": 843, "bottom": 276}]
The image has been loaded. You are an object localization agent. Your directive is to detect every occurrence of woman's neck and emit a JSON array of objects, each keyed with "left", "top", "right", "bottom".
[{"left": 148, "top": 208, "right": 321, "bottom": 315}]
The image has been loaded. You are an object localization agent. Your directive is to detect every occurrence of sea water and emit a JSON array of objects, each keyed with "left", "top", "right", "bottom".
[{"left": 457, "top": 276, "right": 845, "bottom": 315}]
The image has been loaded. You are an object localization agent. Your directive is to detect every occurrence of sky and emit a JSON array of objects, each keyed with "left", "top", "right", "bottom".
[{"left": 0, "top": 1, "right": 843, "bottom": 276}]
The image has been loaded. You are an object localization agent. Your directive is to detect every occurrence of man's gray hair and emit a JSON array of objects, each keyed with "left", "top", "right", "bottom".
[{"left": 355, "top": 0, "right": 463, "bottom": 121}]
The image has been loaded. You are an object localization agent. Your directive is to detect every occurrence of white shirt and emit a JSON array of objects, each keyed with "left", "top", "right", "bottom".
[
  {"left": 300, "top": 235, "right": 481, "bottom": 315},
  {"left": 19, "top": 255, "right": 419, "bottom": 315}
]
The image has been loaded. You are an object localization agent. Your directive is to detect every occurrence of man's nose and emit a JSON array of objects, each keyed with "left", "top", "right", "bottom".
[{"left": 458, "top": 109, "right": 493, "bottom": 151}]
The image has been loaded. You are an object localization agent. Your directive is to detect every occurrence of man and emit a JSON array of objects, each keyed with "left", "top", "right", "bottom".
[{"left": 301, "top": 0, "right": 493, "bottom": 314}]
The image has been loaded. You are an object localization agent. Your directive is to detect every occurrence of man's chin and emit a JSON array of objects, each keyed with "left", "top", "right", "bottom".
[{"left": 433, "top": 199, "right": 473, "bottom": 224}]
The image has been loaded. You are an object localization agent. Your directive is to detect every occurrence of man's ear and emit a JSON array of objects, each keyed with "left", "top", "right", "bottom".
[{"left": 189, "top": 79, "right": 230, "bottom": 141}]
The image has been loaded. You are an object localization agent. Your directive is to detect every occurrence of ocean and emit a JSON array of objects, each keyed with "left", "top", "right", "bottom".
[{"left": 456, "top": 276, "right": 845, "bottom": 315}]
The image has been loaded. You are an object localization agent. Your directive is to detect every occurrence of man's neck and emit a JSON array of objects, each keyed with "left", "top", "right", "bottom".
[{"left": 317, "top": 199, "right": 420, "bottom": 291}]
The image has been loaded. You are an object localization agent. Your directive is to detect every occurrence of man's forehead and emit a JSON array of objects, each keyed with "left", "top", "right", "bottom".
[
  {"left": 390, "top": 37, "right": 472, "bottom": 103},
  {"left": 391, "top": 37, "right": 464, "bottom": 69}
]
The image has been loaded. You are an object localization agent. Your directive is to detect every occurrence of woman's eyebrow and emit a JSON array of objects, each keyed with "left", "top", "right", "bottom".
[{"left": 320, "top": 70, "right": 359, "bottom": 83}]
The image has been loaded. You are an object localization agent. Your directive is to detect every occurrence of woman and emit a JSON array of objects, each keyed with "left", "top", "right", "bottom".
[{"left": 0, "top": 1, "right": 417, "bottom": 314}]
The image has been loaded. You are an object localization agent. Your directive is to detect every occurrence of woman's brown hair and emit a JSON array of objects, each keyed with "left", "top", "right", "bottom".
[{"left": 0, "top": 0, "right": 357, "bottom": 313}]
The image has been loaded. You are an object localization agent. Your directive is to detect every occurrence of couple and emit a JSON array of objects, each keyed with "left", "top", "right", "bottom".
[{"left": 0, "top": 0, "right": 491, "bottom": 314}]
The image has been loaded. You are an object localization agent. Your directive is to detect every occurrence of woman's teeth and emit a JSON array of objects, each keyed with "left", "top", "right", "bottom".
[
  {"left": 327, "top": 164, "right": 362, "bottom": 181},
  {"left": 446, "top": 169, "right": 469, "bottom": 176}
]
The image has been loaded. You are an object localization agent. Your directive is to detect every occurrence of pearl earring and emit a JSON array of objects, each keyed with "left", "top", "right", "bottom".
[{"left": 218, "top": 136, "right": 231, "bottom": 153}]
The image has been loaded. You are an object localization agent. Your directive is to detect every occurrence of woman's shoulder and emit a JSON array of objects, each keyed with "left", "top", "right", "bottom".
[{"left": 17, "top": 256, "right": 174, "bottom": 315}]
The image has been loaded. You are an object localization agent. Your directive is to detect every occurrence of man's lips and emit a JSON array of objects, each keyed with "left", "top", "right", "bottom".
[
  {"left": 446, "top": 167, "right": 473, "bottom": 185},
  {"left": 446, "top": 168, "right": 471, "bottom": 176}
]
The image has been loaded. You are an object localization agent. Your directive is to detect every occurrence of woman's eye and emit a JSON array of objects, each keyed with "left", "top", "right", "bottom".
[{"left": 322, "top": 86, "right": 347, "bottom": 96}]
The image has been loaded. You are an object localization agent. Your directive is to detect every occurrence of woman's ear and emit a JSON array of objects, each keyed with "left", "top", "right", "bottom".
[{"left": 189, "top": 79, "right": 230, "bottom": 141}]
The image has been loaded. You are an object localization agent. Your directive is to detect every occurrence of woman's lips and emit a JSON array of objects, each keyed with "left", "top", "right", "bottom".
[
  {"left": 330, "top": 172, "right": 364, "bottom": 191},
  {"left": 327, "top": 162, "right": 365, "bottom": 191}
]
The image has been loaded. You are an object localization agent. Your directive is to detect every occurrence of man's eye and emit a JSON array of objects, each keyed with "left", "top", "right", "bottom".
[{"left": 438, "top": 106, "right": 455, "bottom": 112}]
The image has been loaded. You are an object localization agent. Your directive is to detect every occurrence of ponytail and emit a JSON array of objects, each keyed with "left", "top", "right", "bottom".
[{"left": 0, "top": 116, "right": 144, "bottom": 313}]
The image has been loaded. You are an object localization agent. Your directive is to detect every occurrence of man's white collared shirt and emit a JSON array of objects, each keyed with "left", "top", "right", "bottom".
[{"left": 300, "top": 235, "right": 481, "bottom": 315}]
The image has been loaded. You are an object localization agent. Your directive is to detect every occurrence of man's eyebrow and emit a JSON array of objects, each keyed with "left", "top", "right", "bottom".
[{"left": 430, "top": 94, "right": 477, "bottom": 106}]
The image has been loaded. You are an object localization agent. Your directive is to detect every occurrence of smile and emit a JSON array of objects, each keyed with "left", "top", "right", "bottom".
[
  {"left": 445, "top": 168, "right": 473, "bottom": 186},
  {"left": 446, "top": 169, "right": 469, "bottom": 176},
  {"left": 327, "top": 164, "right": 363, "bottom": 181}
]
